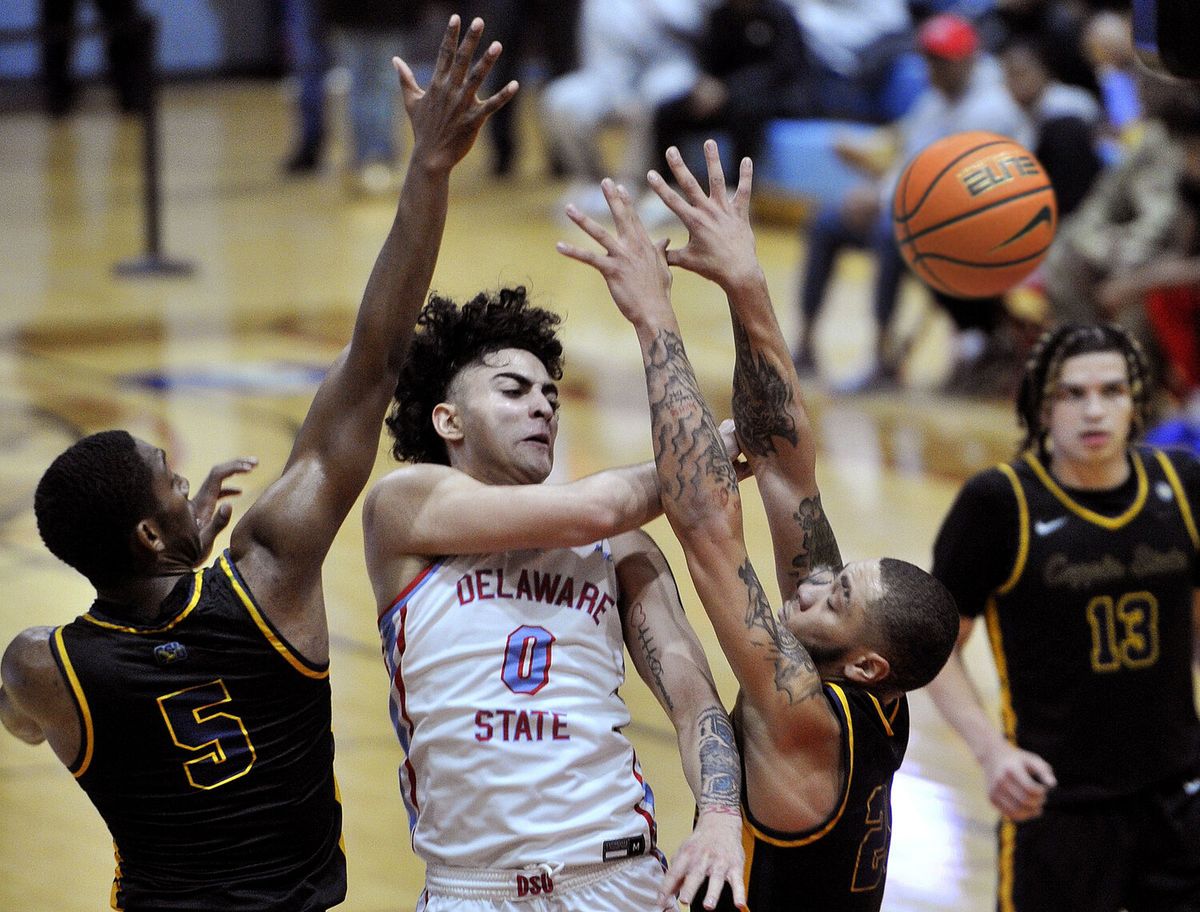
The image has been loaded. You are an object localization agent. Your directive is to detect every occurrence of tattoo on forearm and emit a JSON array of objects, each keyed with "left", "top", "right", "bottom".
[
  {"left": 790, "top": 495, "right": 843, "bottom": 583},
  {"left": 738, "top": 559, "right": 822, "bottom": 704},
  {"left": 730, "top": 318, "right": 799, "bottom": 457},
  {"left": 645, "top": 330, "right": 738, "bottom": 509},
  {"left": 697, "top": 706, "right": 741, "bottom": 811},
  {"left": 630, "top": 602, "right": 674, "bottom": 714}
]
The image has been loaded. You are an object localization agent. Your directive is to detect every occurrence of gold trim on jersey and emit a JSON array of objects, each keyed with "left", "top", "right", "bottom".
[
  {"left": 1154, "top": 450, "right": 1200, "bottom": 551},
  {"left": 81, "top": 569, "right": 204, "bottom": 633},
  {"left": 334, "top": 771, "right": 347, "bottom": 854},
  {"left": 1023, "top": 451, "right": 1148, "bottom": 529},
  {"left": 984, "top": 597, "right": 1018, "bottom": 743},
  {"left": 111, "top": 842, "right": 124, "bottom": 911},
  {"left": 52, "top": 626, "right": 95, "bottom": 778},
  {"left": 995, "top": 463, "right": 1029, "bottom": 595},
  {"left": 867, "top": 693, "right": 896, "bottom": 737},
  {"left": 219, "top": 554, "right": 329, "bottom": 680},
  {"left": 744, "top": 683, "right": 855, "bottom": 848},
  {"left": 998, "top": 818, "right": 1017, "bottom": 912}
]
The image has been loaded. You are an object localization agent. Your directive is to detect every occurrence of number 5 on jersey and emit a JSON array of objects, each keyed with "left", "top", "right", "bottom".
[{"left": 157, "top": 679, "right": 257, "bottom": 789}]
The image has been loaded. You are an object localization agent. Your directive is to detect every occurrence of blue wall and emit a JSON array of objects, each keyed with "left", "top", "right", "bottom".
[{"left": 0, "top": 0, "right": 277, "bottom": 80}]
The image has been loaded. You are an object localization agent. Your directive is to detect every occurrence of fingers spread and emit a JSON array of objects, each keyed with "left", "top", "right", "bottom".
[
  {"left": 432, "top": 15, "right": 462, "bottom": 80},
  {"left": 666, "top": 146, "right": 707, "bottom": 206},
  {"left": 703, "top": 139, "right": 727, "bottom": 199}
]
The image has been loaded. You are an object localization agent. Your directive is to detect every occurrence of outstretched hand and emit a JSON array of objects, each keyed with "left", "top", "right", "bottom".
[
  {"left": 556, "top": 178, "right": 673, "bottom": 326},
  {"left": 394, "top": 16, "right": 518, "bottom": 173},
  {"left": 646, "top": 141, "right": 760, "bottom": 292},
  {"left": 662, "top": 808, "right": 747, "bottom": 911},
  {"left": 194, "top": 457, "right": 258, "bottom": 561}
]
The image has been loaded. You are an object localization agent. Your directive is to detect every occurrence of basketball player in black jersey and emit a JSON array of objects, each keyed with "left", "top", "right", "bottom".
[
  {"left": 559, "top": 141, "right": 960, "bottom": 912},
  {"left": 928, "top": 322, "right": 1200, "bottom": 912},
  {"left": 0, "top": 19, "right": 516, "bottom": 911}
]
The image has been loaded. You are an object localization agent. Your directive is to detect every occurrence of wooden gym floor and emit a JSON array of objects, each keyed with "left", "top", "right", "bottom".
[{"left": 0, "top": 79, "right": 1026, "bottom": 910}]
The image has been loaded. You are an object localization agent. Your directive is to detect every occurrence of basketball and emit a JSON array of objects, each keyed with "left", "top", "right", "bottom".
[{"left": 892, "top": 131, "right": 1057, "bottom": 299}]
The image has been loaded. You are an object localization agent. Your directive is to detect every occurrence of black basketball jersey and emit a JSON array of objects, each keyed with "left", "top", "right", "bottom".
[
  {"left": 702, "top": 684, "right": 910, "bottom": 912},
  {"left": 987, "top": 447, "right": 1200, "bottom": 804},
  {"left": 49, "top": 550, "right": 346, "bottom": 911}
]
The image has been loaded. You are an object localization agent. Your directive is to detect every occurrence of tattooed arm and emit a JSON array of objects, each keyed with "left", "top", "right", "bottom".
[
  {"left": 648, "top": 141, "right": 843, "bottom": 601},
  {"left": 612, "top": 530, "right": 745, "bottom": 909},
  {"left": 559, "top": 178, "right": 837, "bottom": 743}
]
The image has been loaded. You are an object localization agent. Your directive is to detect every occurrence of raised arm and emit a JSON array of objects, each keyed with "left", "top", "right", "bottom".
[
  {"left": 611, "top": 529, "right": 744, "bottom": 911},
  {"left": 232, "top": 18, "right": 516, "bottom": 591},
  {"left": 648, "top": 141, "right": 842, "bottom": 602},
  {"left": 558, "top": 179, "right": 833, "bottom": 744}
]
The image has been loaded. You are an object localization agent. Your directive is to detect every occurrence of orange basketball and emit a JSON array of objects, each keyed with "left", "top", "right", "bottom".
[{"left": 892, "top": 131, "right": 1057, "bottom": 299}]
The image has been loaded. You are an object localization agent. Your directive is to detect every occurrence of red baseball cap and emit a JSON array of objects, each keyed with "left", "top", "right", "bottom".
[{"left": 918, "top": 14, "right": 979, "bottom": 61}]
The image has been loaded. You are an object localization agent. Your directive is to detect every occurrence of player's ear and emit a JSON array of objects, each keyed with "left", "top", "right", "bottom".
[
  {"left": 843, "top": 651, "right": 890, "bottom": 688},
  {"left": 432, "top": 402, "right": 464, "bottom": 444},
  {"left": 133, "top": 518, "right": 166, "bottom": 555}
]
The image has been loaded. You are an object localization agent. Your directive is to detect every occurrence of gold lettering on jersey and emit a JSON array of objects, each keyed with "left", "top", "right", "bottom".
[
  {"left": 1129, "top": 544, "right": 1188, "bottom": 577},
  {"left": 455, "top": 568, "right": 614, "bottom": 625},
  {"left": 1043, "top": 545, "right": 1188, "bottom": 591},
  {"left": 1043, "top": 553, "right": 1125, "bottom": 589},
  {"left": 1086, "top": 592, "right": 1160, "bottom": 672},
  {"left": 959, "top": 153, "right": 1040, "bottom": 197}
]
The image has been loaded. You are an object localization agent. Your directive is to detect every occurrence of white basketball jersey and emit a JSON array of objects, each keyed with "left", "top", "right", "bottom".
[{"left": 379, "top": 540, "right": 657, "bottom": 869}]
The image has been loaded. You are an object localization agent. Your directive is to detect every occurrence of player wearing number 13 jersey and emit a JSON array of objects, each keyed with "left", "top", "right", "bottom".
[
  {"left": 929, "top": 324, "right": 1200, "bottom": 912},
  {"left": 365, "top": 290, "right": 748, "bottom": 910}
]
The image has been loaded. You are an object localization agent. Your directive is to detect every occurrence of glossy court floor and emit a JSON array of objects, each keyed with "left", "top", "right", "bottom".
[{"left": 0, "top": 78, "right": 1029, "bottom": 911}]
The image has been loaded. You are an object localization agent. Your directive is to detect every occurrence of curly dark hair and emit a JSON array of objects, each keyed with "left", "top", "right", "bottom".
[
  {"left": 386, "top": 287, "right": 565, "bottom": 464},
  {"left": 34, "top": 429, "right": 157, "bottom": 588},
  {"left": 1016, "top": 322, "right": 1151, "bottom": 458}
]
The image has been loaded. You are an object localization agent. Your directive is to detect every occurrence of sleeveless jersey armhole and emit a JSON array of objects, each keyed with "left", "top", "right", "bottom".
[
  {"left": 742, "top": 683, "right": 855, "bottom": 848},
  {"left": 995, "top": 463, "right": 1029, "bottom": 596},
  {"left": 218, "top": 552, "right": 329, "bottom": 680},
  {"left": 48, "top": 626, "right": 94, "bottom": 778},
  {"left": 1154, "top": 449, "right": 1200, "bottom": 551}
]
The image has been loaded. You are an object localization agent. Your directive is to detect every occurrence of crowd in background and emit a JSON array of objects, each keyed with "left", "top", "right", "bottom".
[{"left": 42, "top": 0, "right": 1200, "bottom": 430}]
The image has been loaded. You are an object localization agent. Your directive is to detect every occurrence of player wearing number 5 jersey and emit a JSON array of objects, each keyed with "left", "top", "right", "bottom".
[
  {"left": 928, "top": 323, "right": 1200, "bottom": 912},
  {"left": 0, "top": 19, "right": 517, "bottom": 910},
  {"left": 365, "top": 289, "right": 747, "bottom": 911}
]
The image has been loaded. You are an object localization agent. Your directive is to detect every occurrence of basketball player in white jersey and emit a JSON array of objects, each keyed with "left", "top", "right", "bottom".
[{"left": 363, "top": 289, "right": 746, "bottom": 911}]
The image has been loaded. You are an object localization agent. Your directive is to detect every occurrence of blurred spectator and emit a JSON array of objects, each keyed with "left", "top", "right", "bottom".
[
  {"left": 280, "top": 0, "right": 328, "bottom": 174},
  {"left": 1001, "top": 38, "right": 1103, "bottom": 216},
  {"left": 650, "top": 0, "right": 813, "bottom": 182},
  {"left": 1041, "top": 80, "right": 1200, "bottom": 383},
  {"left": 1083, "top": 10, "right": 1143, "bottom": 147},
  {"left": 321, "top": 0, "right": 427, "bottom": 195},
  {"left": 990, "top": 0, "right": 1101, "bottom": 98},
  {"left": 40, "top": 0, "right": 150, "bottom": 117},
  {"left": 1096, "top": 98, "right": 1200, "bottom": 403},
  {"left": 789, "top": 0, "right": 913, "bottom": 122},
  {"left": 470, "top": 0, "right": 581, "bottom": 177},
  {"left": 794, "top": 13, "right": 1029, "bottom": 389},
  {"left": 541, "top": 0, "right": 704, "bottom": 215}
]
